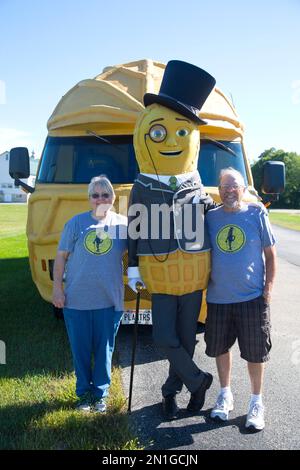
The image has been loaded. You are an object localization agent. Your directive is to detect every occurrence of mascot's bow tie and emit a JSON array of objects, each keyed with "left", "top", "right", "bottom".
[{"left": 168, "top": 176, "right": 178, "bottom": 191}]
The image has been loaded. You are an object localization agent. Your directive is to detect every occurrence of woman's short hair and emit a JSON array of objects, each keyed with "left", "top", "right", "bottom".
[{"left": 88, "top": 175, "right": 115, "bottom": 200}]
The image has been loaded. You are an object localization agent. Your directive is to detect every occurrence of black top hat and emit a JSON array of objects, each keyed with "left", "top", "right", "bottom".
[{"left": 144, "top": 60, "right": 216, "bottom": 125}]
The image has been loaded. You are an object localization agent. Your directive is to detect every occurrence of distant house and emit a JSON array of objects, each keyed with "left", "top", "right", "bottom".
[{"left": 0, "top": 150, "right": 39, "bottom": 203}]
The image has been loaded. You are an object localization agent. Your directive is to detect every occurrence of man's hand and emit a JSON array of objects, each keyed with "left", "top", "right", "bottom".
[
  {"left": 248, "top": 201, "right": 268, "bottom": 212},
  {"left": 263, "top": 289, "right": 271, "bottom": 305},
  {"left": 263, "top": 245, "right": 276, "bottom": 306}
]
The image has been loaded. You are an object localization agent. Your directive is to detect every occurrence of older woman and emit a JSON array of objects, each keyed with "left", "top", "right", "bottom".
[{"left": 52, "top": 175, "right": 127, "bottom": 412}]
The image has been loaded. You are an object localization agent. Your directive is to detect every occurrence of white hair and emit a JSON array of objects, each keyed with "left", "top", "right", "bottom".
[
  {"left": 219, "top": 167, "right": 246, "bottom": 187},
  {"left": 88, "top": 175, "right": 115, "bottom": 199}
]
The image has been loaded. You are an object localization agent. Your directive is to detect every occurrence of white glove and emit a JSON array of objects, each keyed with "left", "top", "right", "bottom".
[{"left": 128, "top": 277, "right": 145, "bottom": 293}]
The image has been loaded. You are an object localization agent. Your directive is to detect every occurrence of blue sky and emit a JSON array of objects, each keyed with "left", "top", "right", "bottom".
[{"left": 0, "top": 0, "right": 299, "bottom": 162}]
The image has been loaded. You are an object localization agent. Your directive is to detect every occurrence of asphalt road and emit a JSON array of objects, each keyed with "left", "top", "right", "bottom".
[
  {"left": 272, "top": 225, "right": 300, "bottom": 267},
  {"left": 116, "top": 225, "right": 300, "bottom": 450}
]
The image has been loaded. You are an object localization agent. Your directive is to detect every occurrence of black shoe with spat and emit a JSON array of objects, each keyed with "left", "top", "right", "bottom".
[
  {"left": 187, "top": 373, "right": 213, "bottom": 412},
  {"left": 162, "top": 395, "right": 179, "bottom": 420}
]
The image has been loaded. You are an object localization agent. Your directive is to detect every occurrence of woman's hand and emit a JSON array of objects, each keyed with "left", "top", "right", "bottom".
[
  {"left": 52, "top": 250, "right": 69, "bottom": 309},
  {"left": 52, "top": 286, "right": 65, "bottom": 309}
]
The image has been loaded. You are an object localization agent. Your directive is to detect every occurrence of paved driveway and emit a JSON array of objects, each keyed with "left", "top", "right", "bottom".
[{"left": 117, "top": 226, "right": 300, "bottom": 450}]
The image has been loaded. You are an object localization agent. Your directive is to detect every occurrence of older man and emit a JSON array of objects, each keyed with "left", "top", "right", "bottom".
[{"left": 205, "top": 167, "right": 276, "bottom": 431}]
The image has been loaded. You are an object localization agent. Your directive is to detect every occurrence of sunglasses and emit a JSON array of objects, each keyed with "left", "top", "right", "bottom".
[{"left": 91, "top": 192, "right": 111, "bottom": 199}]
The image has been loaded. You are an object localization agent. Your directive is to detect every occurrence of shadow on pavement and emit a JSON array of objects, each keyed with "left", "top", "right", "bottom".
[{"left": 128, "top": 402, "right": 249, "bottom": 450}]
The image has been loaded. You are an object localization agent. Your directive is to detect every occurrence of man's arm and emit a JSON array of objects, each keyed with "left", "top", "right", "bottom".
[
  {"left": 263, "top": 244, "right": 277, "bottom": 304},
  {"left": 52, "top": 250, "right": 69, "bottom": 308}
]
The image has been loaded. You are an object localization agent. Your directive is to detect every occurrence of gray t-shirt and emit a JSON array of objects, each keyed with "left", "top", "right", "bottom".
[
  {"left": 58, "top": 210, "right": 128, "bottom": 311},
  {"left": 206, "top": 204, "right": 275, "bottom": 304}
]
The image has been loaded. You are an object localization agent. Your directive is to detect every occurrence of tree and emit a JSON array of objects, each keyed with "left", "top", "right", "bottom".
[{"left": 251, "top": 148, "right": 300, "bottom": 208}]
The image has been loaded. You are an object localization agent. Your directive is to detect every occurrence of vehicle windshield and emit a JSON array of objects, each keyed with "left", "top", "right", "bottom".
[
  {"left": 37, "top": 135, "right": 138, "bottom": 184},
  {"left": 199, "top": 140, "right": 248, "bottom": 186},
  {"left": 37, "top": 136, "right": 247, "bottom": 186}
]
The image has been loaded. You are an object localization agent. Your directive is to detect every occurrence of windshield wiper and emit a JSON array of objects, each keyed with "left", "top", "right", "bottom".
[
  {"left": 205, "top": 137, "right": 238, "bottom": 157},
  {"left": 86, "top": 130, "right": 126, "bottom": 153}
]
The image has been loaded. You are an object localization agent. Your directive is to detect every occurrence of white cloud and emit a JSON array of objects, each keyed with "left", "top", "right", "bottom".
[{"left": 0, "top": 128, "right": 33, "bottom": 154}]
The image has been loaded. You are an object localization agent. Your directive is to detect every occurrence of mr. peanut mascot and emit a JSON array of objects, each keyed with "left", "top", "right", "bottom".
[{"left": 128, "top": 60, "right": 216, "bottom": 420}]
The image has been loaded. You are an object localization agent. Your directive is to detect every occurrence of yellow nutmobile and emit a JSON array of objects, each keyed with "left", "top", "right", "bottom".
[{"left": 10, "top": 59, "right": 282, "bottom": 324}]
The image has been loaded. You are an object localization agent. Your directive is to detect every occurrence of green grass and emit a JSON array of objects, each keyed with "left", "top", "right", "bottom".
[
  {"left": 269, "top": 212, "right": 300, "bottom": 231},
  {"left": 0, "top": 203, "right": 28, "bottom": 237},
  {"left": 0, "top": 204, "right": 140, "bottom": 450}
]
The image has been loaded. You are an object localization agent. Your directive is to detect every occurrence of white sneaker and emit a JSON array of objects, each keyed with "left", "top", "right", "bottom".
[
  {"left": 245, "top": 402, "right": 265, "bottom": 430},
  {"left": 93, "top": 398, "right": 107, "bottom": 413},
  {"left": 76, "top": 394, "right": 92, "bottom": 412},
  {"left": 210, "top": 393, "right": 234, "bottom": 421}
]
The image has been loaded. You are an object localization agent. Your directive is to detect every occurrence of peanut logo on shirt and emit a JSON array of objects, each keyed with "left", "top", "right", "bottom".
[
  {"left": 84, "top": 229, "right": 112, "bottom": 255},
  {"left": 216, "top": 224, "right": 246, "bottom": 253}
]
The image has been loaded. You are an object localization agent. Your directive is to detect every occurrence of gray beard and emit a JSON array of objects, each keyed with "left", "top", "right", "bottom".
[{"left": 223, "top": 199, "right": 241, "bottom": 209}]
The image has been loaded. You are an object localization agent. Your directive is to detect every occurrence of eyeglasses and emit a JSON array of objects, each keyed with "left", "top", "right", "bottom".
[
  {"left": 219, "top": 184, "right": 244, "bottom": 190},
  {"left": 90, "top": 192, "right": 111, "bottom": 199}
]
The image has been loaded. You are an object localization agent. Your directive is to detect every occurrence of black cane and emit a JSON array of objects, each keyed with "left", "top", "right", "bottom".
[{"left": 128, "top": 283, "right": 143, "bottom": 413}]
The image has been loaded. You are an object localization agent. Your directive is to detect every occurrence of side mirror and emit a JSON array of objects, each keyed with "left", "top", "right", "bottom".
[
  {"left": 262, "top": 161, "right": 285, "bottom": 194},
  {"left": 9, "top": 147, "right": 34, "bottom": 194},
  {"left": 9, "top": 147, "right": 30, "bottom": 179}
]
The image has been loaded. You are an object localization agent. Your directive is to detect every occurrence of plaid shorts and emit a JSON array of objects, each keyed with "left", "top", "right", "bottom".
[{"left": 204, "top": 295, "right": 272, "bottom": 363}]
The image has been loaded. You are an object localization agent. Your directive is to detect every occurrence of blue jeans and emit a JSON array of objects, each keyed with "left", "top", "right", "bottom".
[{"left": 63, "top": 307, "right": 123, "bottom": 398}]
